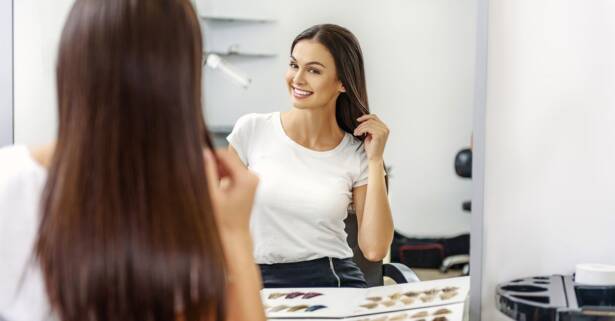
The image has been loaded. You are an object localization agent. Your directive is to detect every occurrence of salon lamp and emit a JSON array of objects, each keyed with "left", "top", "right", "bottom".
[{"left": 204, "top": 53, "right": 252, "bottom": 89}]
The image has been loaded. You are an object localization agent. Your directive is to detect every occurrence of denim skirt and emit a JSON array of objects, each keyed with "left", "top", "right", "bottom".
[{"left": 259, "top": 257, "right": 367, "bottom": 288}]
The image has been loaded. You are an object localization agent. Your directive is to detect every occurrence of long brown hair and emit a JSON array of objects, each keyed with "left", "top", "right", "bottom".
[
  {"left": 35, "top": 0, "right": 226, "bottom": 320},
  {"left": 291, "top": 24, "right": 369, "bottom": 138}
]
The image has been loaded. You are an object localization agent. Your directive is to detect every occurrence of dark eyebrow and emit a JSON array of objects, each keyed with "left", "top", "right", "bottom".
[{"left": 290, "top": 55, "right": 326, "bottom": 68}]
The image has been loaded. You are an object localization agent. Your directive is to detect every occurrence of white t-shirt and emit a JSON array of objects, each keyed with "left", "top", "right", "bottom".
[
  {"left": 227, "top": 112, "right": 370, "bottom": 264},
  {"left": 0, "top": 145, "right": 54, "bottom": 321}
]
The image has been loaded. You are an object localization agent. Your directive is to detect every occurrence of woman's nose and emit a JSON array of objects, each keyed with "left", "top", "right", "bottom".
[{"left": 292, "top": 69, "right": 306, "bottom": 85}]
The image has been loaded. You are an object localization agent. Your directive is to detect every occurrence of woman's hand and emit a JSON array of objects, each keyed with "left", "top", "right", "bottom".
[
  {"left": 353, "top": 114, "right": 390, "bottom": 162},
  {"left": 204, "top": 149, "right": 259, "bottom": 233},
  {"left": 204, "top": 149, "right": 266, "bottom": 321}
]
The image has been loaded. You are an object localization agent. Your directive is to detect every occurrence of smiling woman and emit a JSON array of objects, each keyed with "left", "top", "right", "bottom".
[
  {"left": 227, "top": 24, "right": 393, "bottom": 288},
  {"left": 287, "top": 40, "right": 346, "bottom": 110},
  {"left": 288, "top": 25, "right": 370, "bottom": 137}
]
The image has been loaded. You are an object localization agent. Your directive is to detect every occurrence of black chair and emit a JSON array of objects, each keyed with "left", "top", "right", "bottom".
[{"left": 344, "top": 210, "right": 420, "bottom": 287}]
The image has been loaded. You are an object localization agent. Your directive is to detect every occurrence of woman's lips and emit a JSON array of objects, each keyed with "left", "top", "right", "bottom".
[{"left": 292, "top": 86, "right": 313, "bottom": 99}]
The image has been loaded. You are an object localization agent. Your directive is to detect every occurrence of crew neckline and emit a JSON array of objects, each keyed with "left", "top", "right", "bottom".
[{"left": 273, "top": 111, "right": 350, "bottom": 157}]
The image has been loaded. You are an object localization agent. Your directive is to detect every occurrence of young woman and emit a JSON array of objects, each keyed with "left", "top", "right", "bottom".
[
  {"left": 227, "top": 24, "right": 394, "bottom": 288},
  {"left": 0, "top": 0, "right": 264, "bottom": 320}
]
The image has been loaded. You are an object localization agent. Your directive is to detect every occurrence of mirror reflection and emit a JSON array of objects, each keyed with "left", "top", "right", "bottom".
[
  {"left": 2, "top": 0, "right": 477, "bottom": 320},
  {"left": 202, "top": 0, "right": 476, "bottom": 285}
]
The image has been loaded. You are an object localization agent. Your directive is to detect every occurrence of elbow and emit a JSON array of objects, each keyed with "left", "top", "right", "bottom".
[
  {"left": 357, "top": 232, "right": 393, "bottom": 262},
  {"left": 361, "top": 247, "right": 388, "bottom": 262},
  {"left": 365, "top": 251, "right": 387, "bottom": 262}
]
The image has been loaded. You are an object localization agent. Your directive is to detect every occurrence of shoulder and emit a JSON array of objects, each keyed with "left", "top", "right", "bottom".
[
  {"left": 0, "top": 146, "right": 49, "bottom": 318},
  {"left": 339, "top": 135, "right": 370, "bottom": 186},
  {"left": 0, "top": 145, "right": 46, "bottom": 246},
  {"left": 0, "top": 145, "right": 39, "bottom": 175},
  {"left": 227, "top": 113, "right": 278, "bottom": 161},
  {"left": 0, "top": 145, "right": 46, "bottom": 193},
  {"left": 0, "top": 144, "right": 30, "bottom": 161},
  {"left": 233, "top": 112, "right": 277, "bottom": 130},
  {"left": 230, "top": 113, "right": 279, "bottom": 143}
]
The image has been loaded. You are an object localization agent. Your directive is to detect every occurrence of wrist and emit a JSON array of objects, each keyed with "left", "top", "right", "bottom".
[
  {"left": 219, "top": 227, "right": 253, "bottom": 247},
  {"left": 217, "top": 219, "right": 251, "bottom": 234},
  {"left": 368, "top": 158, "right": 384, "bottom": 167}
]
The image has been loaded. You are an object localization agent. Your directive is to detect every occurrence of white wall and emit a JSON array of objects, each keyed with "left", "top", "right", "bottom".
[
  {"left": 0, "top": 0, "right": 13, "bottom": 147},
  {"left": 14, "top": 0, "right": 73, "bottom": 145},
  {"left": 482, "top": 1, "right": 615, "bottom": 320},
  {"left": 196, "top": 0, "right": 477, "bottom": 237}
]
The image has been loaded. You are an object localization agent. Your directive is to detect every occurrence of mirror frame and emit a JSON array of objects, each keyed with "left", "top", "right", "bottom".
[
  {"left": 470, "top": 0, "right": 488, "bottom": 320},
  {"left": 1, "top": 0, "right": 489, "bottom": 318}
]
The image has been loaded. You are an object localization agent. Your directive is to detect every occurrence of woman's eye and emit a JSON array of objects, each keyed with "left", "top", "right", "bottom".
[
  {"left": 308, "top": 69, "right": 321, "bottom": 74},
  {"left": 289, "top": 62, "right": 298, "bottom": 69}
]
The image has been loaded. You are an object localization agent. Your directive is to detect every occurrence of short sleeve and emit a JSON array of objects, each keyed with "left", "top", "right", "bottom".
[
  {"left": 353, "top": 149, "right": 369, "bottom": 188},
  {"left": 226, "top": 114, "right": 254, "bottom": 166}
]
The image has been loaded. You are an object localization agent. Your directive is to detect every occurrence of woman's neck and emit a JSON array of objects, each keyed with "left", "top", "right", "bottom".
[{"left": 281, "top": 106, "right": 345, "bottom": 151}]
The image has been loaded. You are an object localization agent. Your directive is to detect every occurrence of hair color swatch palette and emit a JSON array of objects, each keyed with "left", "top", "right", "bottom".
[
  {"left": 262, "top": 276, "right": 469, "bottom": 319},
  {"left": 269, "top": 302, "right": 465, "bottom": 321}
]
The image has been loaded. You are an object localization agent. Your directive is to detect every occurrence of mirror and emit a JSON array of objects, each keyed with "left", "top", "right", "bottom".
[
  {"left": 8, "top": 0, "right": 481, "bottom": 290},
  {"left": 199, "top": 0, "right": 477, "bottom": 283}
]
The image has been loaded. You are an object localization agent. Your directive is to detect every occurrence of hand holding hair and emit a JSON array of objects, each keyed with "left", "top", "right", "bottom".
[{"left": 354, "top": 114, "right": 390, "bottom": 162}]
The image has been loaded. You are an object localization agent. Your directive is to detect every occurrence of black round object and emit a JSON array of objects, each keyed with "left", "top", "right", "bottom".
[{"left": 454, "top": 148, "right": 472, "bottom": 178}]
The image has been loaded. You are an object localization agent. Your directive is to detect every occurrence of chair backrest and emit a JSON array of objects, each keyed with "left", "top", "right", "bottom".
[{"left": 344, "top": 211, "right": 384, "bottom": 287}]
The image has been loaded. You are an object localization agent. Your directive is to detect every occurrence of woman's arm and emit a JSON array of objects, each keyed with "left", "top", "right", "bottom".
[
  {"left": 352, "top": 163, "right": 394, "bottom": 262},
  {"left": 220, "top": 230, "right": 265, "bottom": 321},
  {"left": 352, "top": 114, "right": 394, "bottom": 262},
  {"left": 204, "top": 149, "right": 265, "bottom": 321}
]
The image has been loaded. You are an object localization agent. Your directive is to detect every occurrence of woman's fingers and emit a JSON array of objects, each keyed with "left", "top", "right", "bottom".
[
  {"left": 204, "top": 149, "right": 252, "bottom": 191},
  {"left": 213, "top": 149, "right": 259, "bottom": 194},
  {"left": 354, "top": 121, "right": 387, "bottom": 136},
  {"left": 214, "top": 150, "right": 245, "bottom": 182},
  {"left": 355, "top": 114, "right": 389, "bottom": 137},
  {"left": 357, "top": 114, "right": 380, "bottom": 122},
  {"left": 356, "top": 120, "right": 384, "bottom": 132}
]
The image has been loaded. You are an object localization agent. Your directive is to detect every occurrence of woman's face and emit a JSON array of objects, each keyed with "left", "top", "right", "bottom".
[{"left": 286, "top": 39, "right": 345, "bottom": 110}]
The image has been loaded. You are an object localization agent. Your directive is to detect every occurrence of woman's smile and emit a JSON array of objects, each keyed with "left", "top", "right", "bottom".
[{"left": 292, "top": 86, "right": 314, "bottom": 99}]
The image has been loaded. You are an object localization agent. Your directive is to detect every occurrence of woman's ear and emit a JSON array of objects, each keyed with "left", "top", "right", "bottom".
[{"left": 339, "top": 84, "right": 346, "bottom": 93}]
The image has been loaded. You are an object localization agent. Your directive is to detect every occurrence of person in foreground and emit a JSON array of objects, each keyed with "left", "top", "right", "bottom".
[{"left": 0, "top": 0, "right": 265, "bottom": 320}]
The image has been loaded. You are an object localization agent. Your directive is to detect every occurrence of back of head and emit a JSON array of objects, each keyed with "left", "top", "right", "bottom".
[
  {"left": 36, "top": 0, "right": 226, "bottom": 320},
  {"left": 291, "top": 24, "right": 370, "bottom": 137}
]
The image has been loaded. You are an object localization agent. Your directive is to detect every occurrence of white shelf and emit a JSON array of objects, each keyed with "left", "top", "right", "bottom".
[
  {"left": 200, "top": 15, "right": 275, "bottom": 23},
  {"left": 206, "top": 50, "right": 276, "bottom": 58}
]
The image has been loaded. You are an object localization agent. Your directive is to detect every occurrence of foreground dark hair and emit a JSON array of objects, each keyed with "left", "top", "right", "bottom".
[
  {"left": 291, "top": 24, "right": 369, "bottom": 138},
  {"left": 35, "top": 0, "right": 226, "bottom": 320}
]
